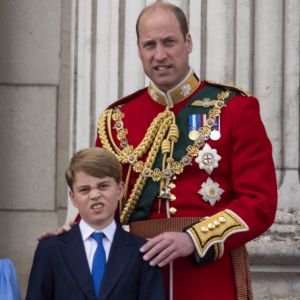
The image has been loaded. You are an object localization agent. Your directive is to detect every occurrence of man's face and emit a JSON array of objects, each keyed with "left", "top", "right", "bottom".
[
  {"left": 70, "top": 171, "right": 124, "bottom": 230},
  {"left": 137, "top": 8, "right": 192, "bottom": 92}
]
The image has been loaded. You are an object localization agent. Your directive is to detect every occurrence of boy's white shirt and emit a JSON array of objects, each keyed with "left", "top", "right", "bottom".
[{"left": 79, "top": 219, "right": 116, "bottom": 272}]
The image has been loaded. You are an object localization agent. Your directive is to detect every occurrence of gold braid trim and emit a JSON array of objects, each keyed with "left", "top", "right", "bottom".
[
  {"left": 98, "top": 108, "right": 174, "bottom": 163},
  {"left": 120, "top": 114, "right": 175, "bottom": 224},
  {"left": 107, "top": 108, "right": 122, "bottom": 154},
  {"left": 186, "top": 209, "right": 249, "bottom": 258},
  {"left": 98, "top": 107, "right": 176, "bottom": 224},
  {"left": 98, "top": 109, "right": 118, "bottom": 155}
]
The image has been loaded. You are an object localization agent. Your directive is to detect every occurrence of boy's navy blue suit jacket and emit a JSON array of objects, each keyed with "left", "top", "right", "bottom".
[{"left": 26, "top": 223, "right": 165, "bottom": 300}]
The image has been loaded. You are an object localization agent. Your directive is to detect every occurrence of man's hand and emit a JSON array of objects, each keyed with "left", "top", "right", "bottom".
[
  {"left": 36, "top": 221, "right": 77, "bottom": 241},
  {"left": 140, "top": 232, "right": 194, "bottom": 267},
  {"left": 37, "top": 227, "right": 66, "bottom": 241}
]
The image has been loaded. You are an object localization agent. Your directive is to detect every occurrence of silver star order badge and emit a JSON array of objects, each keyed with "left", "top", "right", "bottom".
[
  {"left": 195, "top": 143, "right": 221, "bottom": 174},
  {"left": 198, "top": 177, "right": 224, "bottom": 206}
]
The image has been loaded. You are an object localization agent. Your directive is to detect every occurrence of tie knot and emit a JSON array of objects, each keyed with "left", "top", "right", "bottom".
[{"left": 91, "top": 232, "right": 104, "bottom": 245}]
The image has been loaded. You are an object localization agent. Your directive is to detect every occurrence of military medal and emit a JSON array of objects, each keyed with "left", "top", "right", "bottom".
[
  {"left": 210, "top": 116, "right": 221, "bottom": 141},
  {"left": 189, "top": 129, "right": 199, "bottom": 140},
  {"left": 195, "top": 143, "right": 221, "bottom": 174},
  {"left": 198, "top": 177, "right": 224, "bottom": 206},
  {"left": 189, "top": 114, "right": 200, "bottom": 140},
  {"left": 210, "top": 130, "right": 220, "bottom": 140}
]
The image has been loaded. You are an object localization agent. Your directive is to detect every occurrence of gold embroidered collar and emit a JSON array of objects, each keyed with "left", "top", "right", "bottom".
[{"left": 148, "top": 69, "right": 200, "bottom": 107}]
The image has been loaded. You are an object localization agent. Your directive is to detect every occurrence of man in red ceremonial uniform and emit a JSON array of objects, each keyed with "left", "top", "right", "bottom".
[{"left": 94, "top": 3, "right": 277, "bottom": 300}]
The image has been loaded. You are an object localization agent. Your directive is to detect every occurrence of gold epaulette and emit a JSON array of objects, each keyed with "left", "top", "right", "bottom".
[{"left": 205, "top": 80, "right": 251, "bottom": 97}]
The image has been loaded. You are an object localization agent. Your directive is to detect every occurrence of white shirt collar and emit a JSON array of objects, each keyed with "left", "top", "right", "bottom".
[{"left": 79, "top": 219, "right": 116, "bottom": 243}]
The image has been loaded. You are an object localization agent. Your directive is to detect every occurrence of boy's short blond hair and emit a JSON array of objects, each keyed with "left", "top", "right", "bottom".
[{"left": 65, "top": 147, "right": 122, "bottom": 190}]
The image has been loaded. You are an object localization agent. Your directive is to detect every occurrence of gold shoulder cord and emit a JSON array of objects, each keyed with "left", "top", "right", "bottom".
[
  {"left": 98, "top": 108, "right": 176, "bottom": 223},
  {"left": 98, "top": 90, "right": 230, "bottom": 224},
  {"left": 98, "top": 108, "right": 174, "bottom": 162},
  {"left": 121, "top": 114, "right": 175, "bottom": 223}
]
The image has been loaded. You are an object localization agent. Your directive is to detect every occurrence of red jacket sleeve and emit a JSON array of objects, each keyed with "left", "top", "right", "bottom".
[{"left": 186, "top": 96, "right": 277, "bottom": 260}]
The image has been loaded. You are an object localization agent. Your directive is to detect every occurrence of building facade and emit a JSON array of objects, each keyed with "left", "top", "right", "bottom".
[{"left": 0, "top": 0, "right": 299, "bottom": 298}]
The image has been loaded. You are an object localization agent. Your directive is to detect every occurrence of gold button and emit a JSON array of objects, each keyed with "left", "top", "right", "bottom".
[
  {"left": 219, "top": 216, "right": 226, "bottom": 223},
  {"left": 168, "top": 182, "right": 176, "bottom": 189},
  {"left": 201, "top": 226, "right": 208, "bottom": 233},
  {"left": 169, "top": 207, "right": 177, "bottom": 215},
  {"left": 170, "top": 194, "right": 176, "bottom": 201},
  {"left": 214, "top": 220, "right": 220, "bottom": 226},
  {"left": 207, "top": 223, "right": 215, "bottom": 230}
]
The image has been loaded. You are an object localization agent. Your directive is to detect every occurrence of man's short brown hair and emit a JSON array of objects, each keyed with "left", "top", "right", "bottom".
[
  {"left": 136, "top": 3, "right": 189, "bottom": 42},
  {"left": 65, "top": 147, "right": 122, "bottom": 190}
]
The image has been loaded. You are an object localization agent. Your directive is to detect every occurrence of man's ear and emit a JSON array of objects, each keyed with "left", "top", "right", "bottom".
[{"left": 186, "top": 33, "right": 193, "bottom": 53}]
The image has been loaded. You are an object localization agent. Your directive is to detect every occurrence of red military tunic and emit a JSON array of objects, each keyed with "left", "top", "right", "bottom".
[{"left": 95, "top": 71, "right": 277, "bottom": 300}]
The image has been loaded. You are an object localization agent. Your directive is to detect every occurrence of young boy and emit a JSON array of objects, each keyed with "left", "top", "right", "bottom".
[{"left": 26, "top": 147, "right": 165, "bottom": 300}]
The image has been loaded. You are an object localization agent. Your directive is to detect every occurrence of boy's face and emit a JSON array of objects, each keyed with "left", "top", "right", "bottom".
[{"left": 70, "top": 171, "right": 124, "bottom": 230}]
